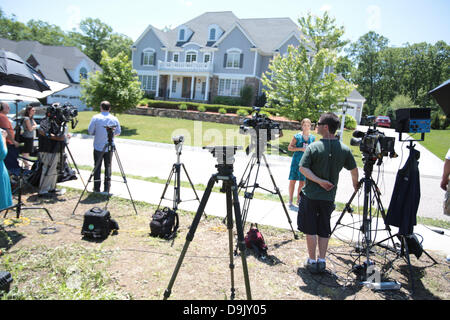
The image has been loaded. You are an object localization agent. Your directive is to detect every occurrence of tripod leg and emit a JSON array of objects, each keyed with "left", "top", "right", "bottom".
[
  {"left": 158, "top": 165, "right": 176, "bottom": 210},
  {"left": 163, "top": 175, "right": 216, "bottom": 300},
  {"left": 401, "top": 236, "right": 415, "bottom": 294},
  {"left": 262, "top": 154, "right": 298, "bottom": 239},
  {"left": 226, "top": 187, "right": 236, "bottom": 300},
  {"left": 112, "top": 147, "right": 138, "bottom": 215},
  {"left": 181, "top": 163, "right": 207, "bottom": 218},
  {"left": 231, "top": 177, "right": 252, "bottom": 300},
  {"left": 72, "top": 146, "right": 107, "bottom": 215},
  {"left": 331, "top": 180, "right": 362, "bottom": 235},
  {"left": 64, "top": 144, "right": 86, "bottom": 188}
]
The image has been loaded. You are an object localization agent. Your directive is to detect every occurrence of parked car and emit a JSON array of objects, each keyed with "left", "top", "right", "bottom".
[{"left": 375, "top": 116, "right": 391, "bottom": 128}]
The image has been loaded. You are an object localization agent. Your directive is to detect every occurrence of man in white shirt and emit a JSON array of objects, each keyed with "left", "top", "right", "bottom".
[{"left": 87, "top": 101, "right": 121, "bottom": 194}]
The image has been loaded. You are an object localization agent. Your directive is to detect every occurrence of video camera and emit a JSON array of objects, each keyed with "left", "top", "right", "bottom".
[
  {"left": 46, "top": 102, "right": 78, "bottom": 125},
  {"left": 239, "top": 107, "right": 282, "bottom": 142},
  {"left": 350, "top": 116, "right": 396, "bottom": 159}
]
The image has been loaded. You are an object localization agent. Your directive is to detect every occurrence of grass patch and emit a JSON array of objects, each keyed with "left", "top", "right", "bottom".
[{"left": 412, "top": 129, "right": 450, "bottom": 161}]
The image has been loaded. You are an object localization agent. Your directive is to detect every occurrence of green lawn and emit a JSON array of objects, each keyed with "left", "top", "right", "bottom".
[
  {"left": 413, "top": 130, "right": 450, "bottom": 161},
  {"left": 73, "top": 111, "right": 363, "bottom": 165}
]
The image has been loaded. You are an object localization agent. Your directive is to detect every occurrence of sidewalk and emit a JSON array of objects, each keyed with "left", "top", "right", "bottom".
[{"left": 59, "top": 135, "right": 450, "bottom": 258}]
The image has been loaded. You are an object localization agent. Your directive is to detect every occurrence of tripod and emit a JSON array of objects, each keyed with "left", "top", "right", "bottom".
[
  {"left": 157, "top": 136, "right": 204, "bottom": 217},
  {"left": 331, "top": 155, "right": 396, "bottom": 281},
  {"left": 238, "top": 131, "right": 298, "bottom": 240},
  {"left": 72, "top": 127, "right": 138, "bottom": 215},
  {"left": 163, "top": 146, "right": 252, "bottom": 300},
  {"left": 2, "top": 156, "right": 53, "bottom": 221}
]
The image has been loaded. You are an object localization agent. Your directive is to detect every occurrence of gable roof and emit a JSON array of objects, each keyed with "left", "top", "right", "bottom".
[
  {"left": 135, "top": 11, "right": 302, "bottom": 53},
  {"left": 0, "top": 38, "right": 101, "bottom": 84}
]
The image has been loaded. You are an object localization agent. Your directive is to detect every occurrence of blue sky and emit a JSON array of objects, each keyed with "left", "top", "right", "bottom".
[{"left": 1, "top": 0, "right": 449, "bottom": 46}]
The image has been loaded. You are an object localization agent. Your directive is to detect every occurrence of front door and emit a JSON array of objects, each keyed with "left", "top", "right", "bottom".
[{"left": 182, "top": 77, "right": 191, "bottom": 99}]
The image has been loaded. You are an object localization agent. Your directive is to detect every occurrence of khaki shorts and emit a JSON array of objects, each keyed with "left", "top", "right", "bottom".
[{"left": 445, "top": 181, "right": 450, "bottom": 216}]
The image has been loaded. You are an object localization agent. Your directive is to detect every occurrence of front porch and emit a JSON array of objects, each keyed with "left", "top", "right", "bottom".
[{"left": 156, "top": 74, "right": 212, "bottom": 102}]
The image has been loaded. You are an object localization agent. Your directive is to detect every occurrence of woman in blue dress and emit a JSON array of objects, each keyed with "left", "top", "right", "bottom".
[
  {"left": 288, "top": 118, "right": 315, "bottom": 209},
  {"left": 1, "top": 128, "right": 13, "bottom": 211}
]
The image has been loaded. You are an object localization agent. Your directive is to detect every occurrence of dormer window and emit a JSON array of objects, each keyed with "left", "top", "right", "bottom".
[
  {"left": 209, "top": 28, "right": 216, "bottom": 41},
  {"left": 179, "top": 29, "right": 185, "bottom": 41},
  {"left": 79, "top": 67, "right": 88, "bottom": 80}
]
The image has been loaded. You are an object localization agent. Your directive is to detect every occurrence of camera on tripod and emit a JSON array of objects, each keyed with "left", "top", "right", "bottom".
[
  {"left": 239, "top": 107, "right": 282, "bottom": 142},
  {"left": 172, "top": 135, "right": 184, "bottom": 145},
  {"left": 47, "top": 103, "right": 78, "bottom": 125},
  {"left": 350, "top": 116, "right": 396, "bottom": 159},
  {"left": 104, "top": 125, "right": 117, "bottom": 142}
]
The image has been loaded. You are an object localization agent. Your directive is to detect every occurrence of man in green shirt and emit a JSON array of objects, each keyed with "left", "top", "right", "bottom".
[{"left": 299, "top": 112, "right": 359, "bottom": 274}]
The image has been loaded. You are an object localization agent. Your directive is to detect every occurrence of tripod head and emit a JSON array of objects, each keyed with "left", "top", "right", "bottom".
[
  {"left": 203, "top": 146, "right": 242, "bottom": 176},
  {"left": 172, "top": 135, "right": 184, "bottom": 156}
]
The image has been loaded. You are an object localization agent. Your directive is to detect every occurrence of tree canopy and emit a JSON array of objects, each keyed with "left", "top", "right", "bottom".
[{"left": 80, "top": 51, "right": 143, "bottom": 114}]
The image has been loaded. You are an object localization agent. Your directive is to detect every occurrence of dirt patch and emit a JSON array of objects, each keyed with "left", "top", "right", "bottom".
[{"left": 1, "top": 189, "right": 449, "bottom": 300}]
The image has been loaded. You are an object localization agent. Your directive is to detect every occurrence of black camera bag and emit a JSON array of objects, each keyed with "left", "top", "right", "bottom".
[
  {"left": 150, "top": 207, "right": 179, "bottom": 239},
  {"left": 81, "top": 207, "right": 118, "bottom": 239}
]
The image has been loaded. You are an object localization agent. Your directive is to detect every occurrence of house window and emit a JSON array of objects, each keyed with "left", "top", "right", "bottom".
[
  {"left": 143, "top": 49, "right": 156, "bottom": 66},
  {"left": 204, "top": 53, "right": 211, "bottom": 63},
  {"left": 209, "top": 28, "right": 216, "bottom": 41},
  {"left": 218, "top": 78, "right": 244, "bottom": 97},
  {"left": 173, "top": 53, "right": 179, "bottom": 62},
  {"left": 226, "top": 51, "right": 241, "bottom": 68},
  {"left": 172, "top": 80, "right": 177, "bottom": 93},
  {"left": 138, "top": 75, "right": 157, "bottom": 91},
  {"left": 186, "top": 51, "right": 197, "bottom": 63},
  {"left": 79, "top": 67, "right": 88, "bottom": 80},
  {"left": 179, "top": 29, "right": 185, "bottom": 41}
]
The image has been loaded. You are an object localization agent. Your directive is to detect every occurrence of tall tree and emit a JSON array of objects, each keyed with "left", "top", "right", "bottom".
[
  {"left": 348, "top": 31, "right": 389, "bottom": 115},
  {"left": 262, "top": 12, "right": 354, "bottom": 121},
  {"left": 80, "top": 51, "right": 143, "bottom": 114},
  {"left": 77, "top": 18, "right": 113, "bottom": 65}
]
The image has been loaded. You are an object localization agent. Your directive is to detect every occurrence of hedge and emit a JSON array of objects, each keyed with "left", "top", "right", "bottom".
[{"left": 140, "top": 99, "right": 278, "bottom": 116}]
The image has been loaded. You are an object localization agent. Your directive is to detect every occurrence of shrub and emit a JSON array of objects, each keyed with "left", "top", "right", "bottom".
[
  {"left": 339, "top": 114, "right": 357, "bottom": 130},
  {"left": 218, "top": 108, "right": 227, "bottom": 114},
  {"left": 213, "top": 96, "right": 242, "bottom": 106},
  {"left": 236, "top": 109, "right": 249, "bottom": 117},
  {"left": 178, "top": 103, "right": 188, "bottom": 111},
  {"left": 240, "top": 85, "right": 254, "bottom": 107},
  {"left": 197, "top": 104, "right": 206, "bottom": 112}
]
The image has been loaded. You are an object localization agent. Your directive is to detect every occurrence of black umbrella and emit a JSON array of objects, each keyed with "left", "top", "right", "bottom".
[
  {"left": 0, "top": 49, "right": 50, "bottom": 92},
  {"left": 429, "top": 79, "right": 450, "bottom": 118}
]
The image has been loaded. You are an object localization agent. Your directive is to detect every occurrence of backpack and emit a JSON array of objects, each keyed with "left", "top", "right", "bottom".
[
  {"left": 244, "top": 224, "right": 268, "bottom": 257},
  {"left": 81, "top": 207, "right": 119, "bottom": 240},
  {"left": 150, "top": 207, "right": 179, "bottom": 239}
]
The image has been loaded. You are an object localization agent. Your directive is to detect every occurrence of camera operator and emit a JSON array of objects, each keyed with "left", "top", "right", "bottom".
[
  {"left": 87, "top": 101, "right": 121, "bottom": 194},
  {"left": 37, "top": 103, "right": 69, "bottom": 198},
  {"left": 298, "top": 112, "right": 359, "bottom": 274}
]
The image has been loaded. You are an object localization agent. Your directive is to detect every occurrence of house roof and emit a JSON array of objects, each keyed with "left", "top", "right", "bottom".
[
  {"left": 0, "top": 38, "right": 101, "bottom": 84},
  {"left": 135, "top": 11, "right": 302, "bottom": 53}
]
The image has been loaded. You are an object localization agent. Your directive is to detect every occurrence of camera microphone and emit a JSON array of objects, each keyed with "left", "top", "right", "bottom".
[{"left": 353, "top": 130, "right": 365, "bottom": 138}]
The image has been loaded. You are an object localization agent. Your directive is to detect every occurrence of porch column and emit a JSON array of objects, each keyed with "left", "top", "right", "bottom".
[
  {"left": 169, "top": 74, "right": 173, "bottom": 99},
  {"left": 155, "top": 74, "right": 160, "bottom": 98},
  {"left": 190, "top": 76, "right": 195, "bottom": 100},
  {"left": 204, "top": 75, "right": 210, "bottom": 101}
]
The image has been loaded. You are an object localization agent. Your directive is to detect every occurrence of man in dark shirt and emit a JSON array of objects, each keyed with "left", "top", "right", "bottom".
[
  {"left": 37, "top": 105, "right": 67, "bottom": 197},
  {"left": 299, "top": 112, "right": 359, "bottom": 274}
]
